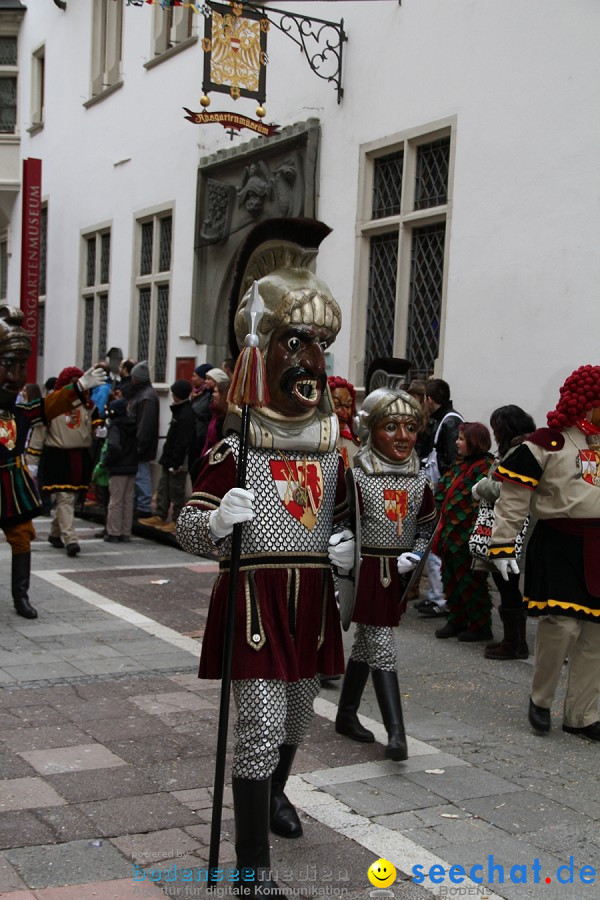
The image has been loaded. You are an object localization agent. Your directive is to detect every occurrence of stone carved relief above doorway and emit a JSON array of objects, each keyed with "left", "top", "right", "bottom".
[{"left": 192, "top": 119, "right": 320, "bottom": 363}]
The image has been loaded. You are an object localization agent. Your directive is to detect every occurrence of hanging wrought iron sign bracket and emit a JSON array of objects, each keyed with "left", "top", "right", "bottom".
[{"left": 205, "top": 0, "right": 347, "bottom": 103}]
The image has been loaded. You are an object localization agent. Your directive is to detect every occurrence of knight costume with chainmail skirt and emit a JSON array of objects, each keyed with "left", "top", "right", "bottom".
[
  {"left": 334, "top": 388, "right": 436, "bottom": 761},
  {"left": 0, "top": 305, "right": 106, "bottom": 619},
  {"left": 177, "top": 220, "right": 351, "bottom": 895}
]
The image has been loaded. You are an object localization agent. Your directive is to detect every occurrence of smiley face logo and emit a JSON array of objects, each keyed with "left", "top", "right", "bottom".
[{"left": 367, "top": 858, "right": 397, "bottom": 888}]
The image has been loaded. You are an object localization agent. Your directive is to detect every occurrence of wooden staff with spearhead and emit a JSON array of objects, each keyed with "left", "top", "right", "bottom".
[{"left": 207, "top": 281, "right": 269, "bottom": 885}]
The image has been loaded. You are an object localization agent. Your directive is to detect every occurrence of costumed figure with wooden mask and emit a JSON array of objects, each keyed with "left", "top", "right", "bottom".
[
  {"left": 335, "top": 387, "right": 436, "bottom": 760},
  {"left": 177, "top": 219, "right": 353, "bottom": 894},
  {"left": 0, "top": 305, "right": 106, "bottom": 618},
  {"left": 490, "top": 365, "right": 600, "bottom": 741},
  {"left": 328, "top": 375, "right": 360, "bottom": 469}
]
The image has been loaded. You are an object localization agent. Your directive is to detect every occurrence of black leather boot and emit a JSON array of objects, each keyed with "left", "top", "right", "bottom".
[
  {"left": 371, "top": 669, "right": 408, "bottom": 761},
  {"left": 485, "top": 608, "right": 527, "bottom": 660},
  {"left": 270, "top": 744, "right": 302, "bottom": 838},
  {"left": 232, "top": 777, "right": 285, "bottom": 898},
  {"left": 12, "top": 553, "right": 37, "bottom": 619},
  {"left": 335, "top": 659, "right": 375, "bottom": 742}
]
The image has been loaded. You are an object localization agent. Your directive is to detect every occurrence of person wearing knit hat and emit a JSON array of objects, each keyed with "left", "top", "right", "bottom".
[
  {"left": 138, "top": 379, "right": 195, "bottom": 533},
  {"left": 491, "top": 364, "right": 600, "bottom": 741},
  {"left": 42, "top": 367, "right": 105, "bottom": 558},
  {"left": 131, "top": 360, "right": 151, "bottom": 384},
  {"left": 170, "top": 379, "right": 191, "bottom": 401},
  {"left": 205, "top": 367, "right": 229, "bottom": 389},
  {"left": 0, "top": 305, "right": 106, "bottom": 617},
  {"left": 127, "top": 361, "right": 159, "bottom": 517}
]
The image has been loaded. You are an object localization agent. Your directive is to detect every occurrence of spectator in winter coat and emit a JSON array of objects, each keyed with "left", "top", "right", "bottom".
[
  {"left": 103, "top": 398, "right": 138, "bottom": 542},
  {"left": 139, "top": 380, "right": 196, "bottom": 533},
  {"left": 127, "top": 361, "right": 159, "bottom": 517},
  {"left": 189, "top": 363, "right": 213, "bottom": 480}
]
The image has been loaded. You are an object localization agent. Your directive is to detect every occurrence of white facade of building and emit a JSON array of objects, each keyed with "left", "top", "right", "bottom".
[{"left": 2, "top": 0, "right": 600, "bottom": 430}]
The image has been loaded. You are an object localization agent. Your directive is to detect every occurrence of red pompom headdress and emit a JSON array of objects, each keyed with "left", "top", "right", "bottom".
[
  {"left": 327, "top": 376, "right": 357, "bottom": 416},
  {"left": 54, "top": 367, "right": 83, "bottom": 390},
  {"left": 546, "top": 365, "right": 600, "bottom": 430}
]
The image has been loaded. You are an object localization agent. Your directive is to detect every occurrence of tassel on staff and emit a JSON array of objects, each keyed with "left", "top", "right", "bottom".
[{"left": 228, "top": 283, "right": 270, "bottom": 409}]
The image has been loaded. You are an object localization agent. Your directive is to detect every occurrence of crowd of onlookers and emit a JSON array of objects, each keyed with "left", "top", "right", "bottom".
[
  {"left": 21, "top": 361, "right": 535, "bottom": 665},
  {"left": 328, "top": 374, "right": 537, "bottom": 663},
  {"left": 20, "top": 356, "right": 236, "bottom": 552}
]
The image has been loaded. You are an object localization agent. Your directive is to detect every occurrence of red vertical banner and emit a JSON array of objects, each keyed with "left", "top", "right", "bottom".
[{"left": 20, "top": 158, "right": 42, "bottom": 382}]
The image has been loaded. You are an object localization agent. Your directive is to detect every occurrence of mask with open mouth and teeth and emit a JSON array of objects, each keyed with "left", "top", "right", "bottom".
[{"left": 229, "top": 219, "right": 342, "bottom": 420}]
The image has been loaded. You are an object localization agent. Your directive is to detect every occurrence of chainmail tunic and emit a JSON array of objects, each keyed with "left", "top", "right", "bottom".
[
  {"left": 352, "top": 467, "right": 436, "bottom": 627},
  {"left": 177, "top": 434, "right": 347, "bottom": 681}
]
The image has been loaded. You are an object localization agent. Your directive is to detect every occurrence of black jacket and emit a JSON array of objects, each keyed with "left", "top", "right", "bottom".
[
  {"left": 429, "top": 402, "right": 463, "bottom": 477},
  {"left": 104, "top": 417, "right": 138, "bottom": 475},
  {"left": 159, "top": 399, "right": 196, "bottom": 471},
  {"left": 128, "top": 382, "right": 160, "bottom": 462}
]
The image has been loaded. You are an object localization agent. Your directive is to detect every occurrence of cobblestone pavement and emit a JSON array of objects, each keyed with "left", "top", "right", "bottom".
[{"left": 0, "top": 516, "right": 598, "bottom": 900}]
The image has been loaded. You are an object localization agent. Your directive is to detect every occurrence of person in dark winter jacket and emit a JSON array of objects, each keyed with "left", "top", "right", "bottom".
[
  {"left": 139, "top": 380, "right": 196, "bottom": 533},
  {"left": 103, "top": 398, "right": 138, "bottom": 542},
  {"left": 127, "top": 361, "right": 160, "bottom": 517},
  {"left": 189, "top": 363, "right": 213, "bottom": 480}
]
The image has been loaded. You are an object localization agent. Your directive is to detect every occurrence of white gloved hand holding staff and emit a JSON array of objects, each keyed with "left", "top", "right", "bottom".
[{"left": 209, "top": 488, "right": 255, "bottom": 540}]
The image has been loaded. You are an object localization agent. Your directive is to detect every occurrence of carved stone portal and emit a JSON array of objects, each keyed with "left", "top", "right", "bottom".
[{"left": 191, "top": 119, "right": 320, "bottom": 363}]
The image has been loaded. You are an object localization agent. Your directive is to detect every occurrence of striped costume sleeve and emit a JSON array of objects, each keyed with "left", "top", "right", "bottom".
[{"left": 490, "top": 444, "right": 540, "bottom": 558}]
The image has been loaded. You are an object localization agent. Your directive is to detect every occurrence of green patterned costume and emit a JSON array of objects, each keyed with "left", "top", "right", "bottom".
[{"left": 434, "top": 454, "right": 493, "bottom": 634}]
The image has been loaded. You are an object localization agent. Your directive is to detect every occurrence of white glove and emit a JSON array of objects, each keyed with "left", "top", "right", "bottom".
[
  {"left": 95, "top": 425, "right": 107, "bottom": 438},
  {"left": 209, "top": 488, "right": 255, "bottom": 540},
  {"left": 397, "top": 551, "right": 422, "bottom": 574},
  {"left": 77, "top": 367, "right": 108, "bottom": 392},
  {"left": 471, "top": 480, "right": 483, "bottom": 500},
  {"left": 328, "top": 529, "right": 355, "bottom": 572},
  {"left": 27, "top": 464, "right": 38, "bottom": 478},
  {"left": 493, "top": 558, "right": 520, "bottom": 581}
]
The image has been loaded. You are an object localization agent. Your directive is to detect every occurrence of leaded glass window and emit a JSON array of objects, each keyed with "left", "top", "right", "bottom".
[
  {"left": 100, "top": 232, "right": 110, "bottom": 284},
  {"left": 98, "top": 294, "right": 108, "bottom": 361},
  {"left": 135, "top": 211, "right": 172, "bottom": 383},
  {"left": 0, "top": 37, "right": 17, "bottom": 66},
  {"left": 83, "top": 298, "right": 94, "bottom": 370},
  {"left": 158, "top": 216, "right": 172, "bottom": 272},
  {"left": 154, "top": 285, "right": 169, "bottom": 382},
  {"left": 138, "top": 287, "right": 151, "bottom": 362},
  {"left": 406, "top": 223, "right": 446, "bottom": 378},
  {"left": 140, "top": 222, "right": 154, "bottom": 275},
  {"left": 86, "top": 237, "right": 96, "bottom": 287},
  {"left": 364, "top": 233, "right": 398, "bottom": 383},
  {"left": 0, "top": 77, "right": 17, "bottom": 133},
  {"left": 356, "top": 125, "right": 452, "bottom": 386},
  {"left": 81, "top": 227, "right": 111, "bottom": 369},
  {"left": 372, "top": 151, "right": 403, "bottom": 219},
  {"left": 414, "top": 138, "right": 450, "bottom": 210}
]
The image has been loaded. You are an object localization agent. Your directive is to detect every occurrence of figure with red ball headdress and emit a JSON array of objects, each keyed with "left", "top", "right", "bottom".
[
  {"left": 490, "top": 364, "right": 600, "bottom": 741},
  {"left": 327, "top": 375, "right": 360, "bottom": 469}
]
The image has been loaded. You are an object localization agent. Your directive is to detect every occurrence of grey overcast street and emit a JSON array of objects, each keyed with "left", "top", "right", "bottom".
[{"left": 1, "top": 520, "right": 598, "bottom": 899}]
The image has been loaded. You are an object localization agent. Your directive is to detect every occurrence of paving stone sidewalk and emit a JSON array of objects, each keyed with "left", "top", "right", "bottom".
[{"left": 0, "top": 519, "right": 599, "bottom": 900}]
